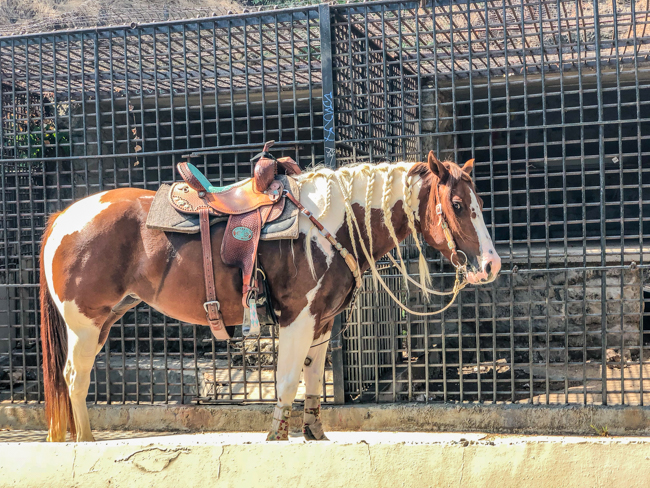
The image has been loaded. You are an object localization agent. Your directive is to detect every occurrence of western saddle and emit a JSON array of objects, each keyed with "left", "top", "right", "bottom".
[{"left": 169, "top": 141, "right": 302, "bottom": 340}]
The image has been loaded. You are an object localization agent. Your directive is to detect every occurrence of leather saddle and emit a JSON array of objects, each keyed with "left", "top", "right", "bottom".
[{"left": 170, "top": 141, "right": 301, "bottom": 340}]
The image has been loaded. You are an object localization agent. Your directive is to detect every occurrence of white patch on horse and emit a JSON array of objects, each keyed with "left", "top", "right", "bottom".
[
  {"left": 303, "top": 330, "right": 331, "bottom": 396},
  {"left": 61, "top": 300, "right": 102, "bottom": 357},
  {"left": 410, "top": 174, "right": 425, "bottom": 223},
  {"left": 298, "top": 175, "right": 339, "bottom": 267},
  {"left": 43, "top": 191, "right": 112, "bottom": 313},
  {"left": 468, "top": 189, "right": 496, "bottom": 265},
  {"left": 275, "top": 278, "right": 323, "bottom": 407},
  {"left": 61, "top": 300, "right": 102, "bottom": 441}
]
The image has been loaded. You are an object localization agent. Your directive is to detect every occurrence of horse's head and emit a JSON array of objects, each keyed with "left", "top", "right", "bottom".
[{"left": 411, "top": 151, "right": 501, "bottom": 285}]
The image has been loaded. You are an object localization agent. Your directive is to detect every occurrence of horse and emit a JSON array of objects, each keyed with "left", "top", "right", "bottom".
[{"left": 39, "top": 151, "right": 501, "bottom": 442}]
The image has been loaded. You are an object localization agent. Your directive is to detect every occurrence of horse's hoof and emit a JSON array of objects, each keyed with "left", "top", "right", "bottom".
[{"left": 302, "top": 424, "right": 329, "bottom": 441}]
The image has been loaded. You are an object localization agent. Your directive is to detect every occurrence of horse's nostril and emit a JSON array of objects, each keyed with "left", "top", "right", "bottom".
[{"left": 485, "top": 262, "right": 492, "bottom": 277}]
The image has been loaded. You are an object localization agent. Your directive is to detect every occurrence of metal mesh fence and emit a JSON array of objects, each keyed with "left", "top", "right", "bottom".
[
  {"left": 0, "top": 6, "right": 335, "bottom": 405},
  {"left": 1, "top": 0, "right": 649, "bottom": 408},
  {"left": 339, "top": 0, "right": 650, "bottom": 406}
]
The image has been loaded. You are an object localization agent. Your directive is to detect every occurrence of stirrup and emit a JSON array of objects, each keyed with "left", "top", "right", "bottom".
[{"left": 242, "top": 297, "right": 260, "bottom": 337}]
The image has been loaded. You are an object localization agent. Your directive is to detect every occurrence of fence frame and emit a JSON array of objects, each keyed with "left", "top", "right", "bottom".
[{"left": 1, "top": 0, "right": 649, "bottom": 409}]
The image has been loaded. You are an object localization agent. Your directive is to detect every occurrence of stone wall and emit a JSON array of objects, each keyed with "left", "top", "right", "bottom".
[{"left": 405, "top": 266, "right": 643, "bottom": 362}]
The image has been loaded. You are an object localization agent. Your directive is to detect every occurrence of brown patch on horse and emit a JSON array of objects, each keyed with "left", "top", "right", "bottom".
[
  {"left": 426, "top": 153, "right": 476, "bottom": 236},
  {"left": 50, "top": 191, "right": 147, "bottom": 322},
  {"left": 145, "top": 222, "right": 247, "bottom": 326},
  {"left": 259, "top": 237, "right": 315, "bottom": 326},
  {"left": 306, "top": 201, "right": 411, "bottom": 340}
]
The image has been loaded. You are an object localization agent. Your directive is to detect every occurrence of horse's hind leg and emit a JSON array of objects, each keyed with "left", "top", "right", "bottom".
[
  {"left": 61, "top": 303, "right": 103, "bottom": 442},
  {"left": 302, "top": 324, "right": 332, "bottom": 441},
  {"left": 63, "top": 296, "right": 140, "bottom": 442}
]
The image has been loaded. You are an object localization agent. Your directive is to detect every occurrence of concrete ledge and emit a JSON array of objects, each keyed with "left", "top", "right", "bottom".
[
  {"left": 2, "top": 402, "right": 650, "bottom": 435},
  {"left": 1, "top": 432, "right": 650, "bottom": 488}
]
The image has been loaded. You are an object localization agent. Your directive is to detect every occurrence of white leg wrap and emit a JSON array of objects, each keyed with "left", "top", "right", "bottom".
[
  {"left": 266, "top": 404, "right": 291, "bottom": 441},
  {"left": 302, "top": 394, "right": 328, "bottom": 441}
]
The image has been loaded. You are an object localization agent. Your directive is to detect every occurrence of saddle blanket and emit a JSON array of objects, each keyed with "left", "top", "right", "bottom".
[{"left": 146, "top": 174, "right": 301, "bottom": 241}]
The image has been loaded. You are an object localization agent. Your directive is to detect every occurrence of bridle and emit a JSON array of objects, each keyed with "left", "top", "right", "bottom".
[{"left": 281, "top": 175, "right": 471, "bottom": 350}]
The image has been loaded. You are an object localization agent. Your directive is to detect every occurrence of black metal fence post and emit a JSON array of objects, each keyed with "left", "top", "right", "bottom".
[
  {"left": 591, "top": 0, "right": 608, "bottom": 406},
  {"left": 94, "top": 32, "right": 103, "bottom": 191},
  {"left": 319, "top": 2, "right": 344, "bottom": 405}
]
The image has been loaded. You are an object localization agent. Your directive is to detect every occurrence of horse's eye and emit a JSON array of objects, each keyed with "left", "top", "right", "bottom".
[{"left": 453, "top": 202, "right": 462, "bottom": 211}]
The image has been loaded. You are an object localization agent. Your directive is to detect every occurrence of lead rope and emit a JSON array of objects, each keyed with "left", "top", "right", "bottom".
[
  {"left": 385, "top": 253, "right": 458, "bottom": 296},
  {"left": 344, "top": 188, "right": 468, "bottom": 317},
  {"left": 288, "top": 186, "right": 468, "bottom": 348}
]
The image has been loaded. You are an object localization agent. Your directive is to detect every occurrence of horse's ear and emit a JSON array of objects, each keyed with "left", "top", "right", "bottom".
[
  {"left": 427, "top": 151, "right": 449, "bottom": 180},
  {"left": 461, "top": 159, "right": 475, "bottom": 176}
]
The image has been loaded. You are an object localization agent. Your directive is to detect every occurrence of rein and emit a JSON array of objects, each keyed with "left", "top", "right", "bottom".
[
  {"left": 346, "top": 202, "right": 468, "bottom": 318},
  {"left": 309, "top": 194, "right": 469, "bottom": 350},
  {"left": 267, "top": 174, "right": 469, "bottom": 349}
]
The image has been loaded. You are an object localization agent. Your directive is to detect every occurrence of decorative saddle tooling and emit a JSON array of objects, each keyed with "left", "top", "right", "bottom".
[{"left": 165, "top": 141, "right": 362, "bottom": 342}]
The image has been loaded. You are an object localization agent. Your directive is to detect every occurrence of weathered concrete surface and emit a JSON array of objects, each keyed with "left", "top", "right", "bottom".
[
  {"left": 3, "top": 402, "right": 650, "bottom": 436},
  {"left": 1, "top": 432, "right": 650, "bottom": 488}
]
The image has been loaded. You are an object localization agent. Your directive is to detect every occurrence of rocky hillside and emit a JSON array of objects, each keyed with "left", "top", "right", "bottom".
[{"left": 0, "top": 0, "right": 246, "bottom": 33}]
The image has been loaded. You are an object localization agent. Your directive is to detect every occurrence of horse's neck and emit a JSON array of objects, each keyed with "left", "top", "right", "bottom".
[{"left": 336, "top": 162, "right": 422, "bottom": 269}]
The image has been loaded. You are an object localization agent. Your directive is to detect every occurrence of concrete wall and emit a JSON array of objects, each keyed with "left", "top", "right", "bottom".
[
  {"left": 1, "top": 431, "right": 649, "bottom": 488},
  {"left": 3, "top": 403, "right": 650, "bottom": 436}
]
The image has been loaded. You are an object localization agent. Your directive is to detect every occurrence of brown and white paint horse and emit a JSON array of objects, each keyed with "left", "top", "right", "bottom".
[{"left": 40, "top": 151, "right": 500, "bottom": 442}]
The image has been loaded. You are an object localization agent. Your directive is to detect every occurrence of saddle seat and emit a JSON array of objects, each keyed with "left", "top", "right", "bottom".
[
  {"left": 170, "top": 169, "right": 284, "bottom": 216},
  {"left": 174, "top": 141, "right": 301, "bottom": 216},
  {"left": 178, "top": 163, "right": 241, "bottom": 194}
]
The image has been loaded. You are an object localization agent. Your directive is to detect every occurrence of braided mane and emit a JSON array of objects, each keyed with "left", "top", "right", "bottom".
[{"left": 296, "top": 161, "right": 433, "bottom": 297}]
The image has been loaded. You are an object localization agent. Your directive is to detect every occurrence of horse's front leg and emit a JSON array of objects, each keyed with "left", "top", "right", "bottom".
[
  {"left": 267, "top": 314, "right": 317, "bottom": 441},
  {"left": 302, "top": 322, "right": 332, "bottom": 441}
]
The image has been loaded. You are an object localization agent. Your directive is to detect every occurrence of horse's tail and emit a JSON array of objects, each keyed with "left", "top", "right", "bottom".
[{"left": 40, "top": 213, "right": 75, "bottom": 441}]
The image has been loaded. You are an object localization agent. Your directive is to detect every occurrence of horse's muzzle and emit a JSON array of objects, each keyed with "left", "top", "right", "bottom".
[{"left": 465, "top": 253, "right": 501, "bottom": 285}]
